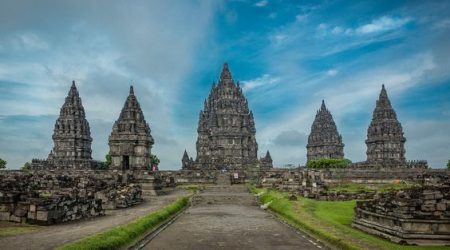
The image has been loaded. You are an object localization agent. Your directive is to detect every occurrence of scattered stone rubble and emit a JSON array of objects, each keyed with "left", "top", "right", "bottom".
[
  {"left": 353, "top": 178, "right": 450, "bottom": 245},
  {"left": 0, "top": 171, "right": 143, "bottom": 224}
]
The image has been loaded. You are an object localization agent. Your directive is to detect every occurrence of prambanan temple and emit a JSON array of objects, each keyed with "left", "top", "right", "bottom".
[
  {"left": 306, "top": 100, "right": 344, "bottom": 161},
  {"left": 365, "top": 84, "right": 406, "bottom": 166},
  {"left": 5, "top": 63, "right": 444, "bottom": 247},
  {"left": 31, "top": 63, "right": 426, "bottom": 171},
  {"left": 183, "top": 63, "right": 261, "bottom": 170}
]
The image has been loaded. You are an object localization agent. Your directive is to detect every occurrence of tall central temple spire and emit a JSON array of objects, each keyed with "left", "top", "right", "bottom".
[{"left": 193, "top": 63, "right": 258, "bottom": 170}]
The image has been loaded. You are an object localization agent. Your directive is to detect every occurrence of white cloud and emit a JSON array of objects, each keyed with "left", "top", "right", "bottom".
[
  {"left": 331, "top": 26, "right": 343, "bottom": 34},
  {"left": 326, "top": 69, "right": 338, "bottom": 76},
  {"left": 269, "top": 33, "right": 288, "bottom": 47},
  {"left": 241, "top": 74, "right": 280, "bottom": 91},
  {"left": 356, "top": 16, "right": 412, "bottom": 34},
  {"left": 295, "top": 14, "right": 308, "bottom": 22},
  {"left": 256, "top": 51, "right": 441, "bottom": 166},
  {"left": 254, "top": 0, "right": 268, "bottom": 7},
  {"left": 0, "top": 1, "right": 219, "bottom": 170}
]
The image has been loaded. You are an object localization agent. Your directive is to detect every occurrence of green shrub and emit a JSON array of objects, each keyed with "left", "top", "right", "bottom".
[
  {"left": 0, "top": 158, "right": 7, "bottom": 169},
  {"left": 306, "top": 158, "right": 351, "bottom": 169},
  {"left": 21, "top": 162, "right": 31, "bottom": 171}
]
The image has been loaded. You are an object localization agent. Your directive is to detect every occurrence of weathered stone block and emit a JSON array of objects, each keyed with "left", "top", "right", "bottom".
[
  {"left": 421, "top": 204, "right": 436, "bottom": 212},
  {"left": 436, "top": 203, "right": 447, "bottom": 211},
  {"left": 0, "top": 212, "right": 11, "bottom": 221},
  {"left": 36, "top": 211, "right": 50, "bottom": 221}
]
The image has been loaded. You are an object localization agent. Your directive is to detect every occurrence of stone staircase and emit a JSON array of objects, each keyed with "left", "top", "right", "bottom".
[
  {"left": 216, "top": 172, "right": 231, "bottom": 185},
  {"left": 191, "top": 184, "right": 257, "bottom": 206}
]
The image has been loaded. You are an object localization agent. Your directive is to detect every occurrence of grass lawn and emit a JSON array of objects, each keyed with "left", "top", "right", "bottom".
[
  {"left": 251, "top": 187, "right": 449, "bottom": 250},
  {"left": 0, "top": 221, "right": 42, "bottom": 237}
]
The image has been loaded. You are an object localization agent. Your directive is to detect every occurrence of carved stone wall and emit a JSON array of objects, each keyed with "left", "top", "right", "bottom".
[
  {"left": 108, "top": 86, "right": 154, "bottom": 171},
  {"left": 366, "top": 85, "right": 406, "bottom": 167},
  {"left": 194, "top": 63, "right": 258, "bottom": 170},
  {"left": 307, "top": 100, "right": 344, "bottom": 161},
  {"left": 31, "top": 81, "right": 96, "bottom": 170}
]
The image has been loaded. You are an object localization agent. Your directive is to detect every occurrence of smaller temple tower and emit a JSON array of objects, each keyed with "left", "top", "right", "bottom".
[
  {"left": 108, "top": 86, "right": 154, "bottom": 171},
  {"left": 181, "top": 150, "right": 194, "bottom": 170},
  {"left": 365, "top": 85, "right": 406, "bottom": 166},
  {"left": 49, "top": 81, "right": 93, "bottom": 161},
  {"left": 31, "top": 81, "right": 97, "bottom": 169},
  {"left": 306, "top": 100, "right": 344, "bottom": 161},
  {"left": 259, "top": 150, "right": 273, "bottom": 170}
]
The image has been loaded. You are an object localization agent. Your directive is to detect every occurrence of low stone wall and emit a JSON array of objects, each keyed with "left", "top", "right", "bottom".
[
  {"left": 259, "top": 168, "right": 450, "bottom": 201},
  {"left": 31, "top": 159, "right": 103, "bottom": 170},
  {"left": 0, "top": 191, "right": 103, "bottom": 225},
  {"left": 0, "top": 170, "right": 146, "bottom": 224},
  {"left": 353, "top": 185, "right": 450, "bottom": 246}
]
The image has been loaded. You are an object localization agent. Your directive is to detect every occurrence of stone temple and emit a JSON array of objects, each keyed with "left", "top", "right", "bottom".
[
  {"left": 365, "top": 85, "right": 406, "bottom": 166},
  {"left": 306, "top": 100, "right": 344, "bottom": 161},
  {"left": 108, "top": 86, "right": 154, "bottom": 171},
  {"left": 259, "top": 150, "right": 273, "bottom": 170},
  {"left": 32, "top": 81, "right": 99, "bottom": 169},
  {"left": 193, "top": 63, "right": 259, "bottom": 170}
]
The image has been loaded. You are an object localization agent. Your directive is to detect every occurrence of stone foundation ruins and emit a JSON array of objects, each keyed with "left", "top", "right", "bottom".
[
  {"left": 353, "top": 179, "right": 450, "bottom": 246},
  {"left": 0, "top": 170, "right": 143, "bottom": 224}
]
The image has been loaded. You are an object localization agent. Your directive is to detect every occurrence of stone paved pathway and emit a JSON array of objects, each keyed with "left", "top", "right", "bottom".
[
  {"left": 0, "top": 190, "right": 188, "bottom": 250},
  {"left": 143, "top": 185, "right": 323, "bottom": 250}
]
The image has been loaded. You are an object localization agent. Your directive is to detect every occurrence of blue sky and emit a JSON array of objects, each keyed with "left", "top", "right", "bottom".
[{"left": 0, "top": 0, "right": 449, "bottom": 169}]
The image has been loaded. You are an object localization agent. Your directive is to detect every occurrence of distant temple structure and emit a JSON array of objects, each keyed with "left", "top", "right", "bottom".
[
  {"left": 365, "top": 85, "right": 406, "bottom": 167},
  {"left": 108, "top": 86, "right": 154, "bottom": 171},
  {"left": 259, "top": 150, "right": 273, "bottom": 170},
  {"left": 192, "top": 63, "right": 259, "bottom": 170},
  {"left": 306, "top": 100, "right": 344, "bottom": 161},
  {"left": 31, "top": 81, "right": 100, "bottom": 169},
  {"left": 181, "top": 150, "right": 194, "bottom": 170}
]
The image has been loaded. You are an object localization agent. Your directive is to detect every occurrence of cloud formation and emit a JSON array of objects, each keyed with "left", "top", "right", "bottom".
[{"left": 0, "top": 0, "right": 449, "bottom": 170}]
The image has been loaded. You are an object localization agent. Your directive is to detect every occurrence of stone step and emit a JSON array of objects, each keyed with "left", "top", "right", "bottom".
[{"left": 192, "top": 193, "right": 257, "bottom": 206}]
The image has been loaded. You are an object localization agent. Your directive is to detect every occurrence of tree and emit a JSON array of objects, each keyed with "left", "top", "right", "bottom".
[
  {"left": 21, "top": 162, "right": 31, "bottom": 171},
  {"left": 447, "top": 160, "right": 450, "bottom": 169},
  {"left": 100, "top": 153, "right": 112, "bottom": 169},
  {"left": 0, "top": 158, "right": 7, "bottom": 169},
  {"left": 149, "top": 154, "right": 160, "bottom": 171},
  {"left": 306, "top": 158, "right": 351, "bottom": 169}
]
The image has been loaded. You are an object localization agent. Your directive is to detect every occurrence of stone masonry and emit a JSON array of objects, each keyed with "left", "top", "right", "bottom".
[
  {"left": 307, "top": 100, "right": 344, "bottom": 161},
  {"left": 194, "top": 63, "right": 258, "bottom": 170},
  {"left": 353, "top": 181, "right": 450, "bottom": 246},
  {"left": 31, "top": 81, "right": 100, "bottom": 170},
  {"left": 109, "top": 86, "right": 154, "bottom": 171},
  {"left": 259, "top": 150, "right": 273, "bottom": 170},
  {"left": 365, "top": 85, "right": 406, "bottom": 167}
]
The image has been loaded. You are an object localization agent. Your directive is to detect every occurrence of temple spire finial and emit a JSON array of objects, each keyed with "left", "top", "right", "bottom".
[
  {"left": 220, "top": 62, "right": 232, "bottom": 83},
  {"left": 130, "top": 85, "right": 134, "bottom": 95},
  {"left": 321, "top": 99, "right": 326, "bottom": 110}
]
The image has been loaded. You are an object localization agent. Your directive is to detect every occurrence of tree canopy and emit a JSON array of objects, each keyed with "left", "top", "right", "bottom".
[
  {"left": 306, "top": 158, "right": 351, "bottom": 169},
  {"left": 0, "top": 158, "right": 7, "bottom": 169}
]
